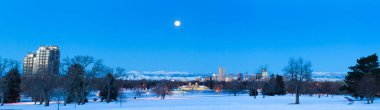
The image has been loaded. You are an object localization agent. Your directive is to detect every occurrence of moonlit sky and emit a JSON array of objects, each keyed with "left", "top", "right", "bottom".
[{"left": 0, "top": 0, "right": 380, "bottom": 74}]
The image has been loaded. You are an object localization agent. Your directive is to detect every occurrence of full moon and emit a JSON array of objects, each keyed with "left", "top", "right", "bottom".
[{"left": 174, "top": 20, "right": 181, "bottom": 27}]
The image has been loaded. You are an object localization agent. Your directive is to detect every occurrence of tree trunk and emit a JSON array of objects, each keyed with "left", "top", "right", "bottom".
[
  {"left": 63, "top": 96, "right": 67, "bottom": 106},
  {"left": 81, "top": 78, "right": 85, "bottom": 105},
  {"left": 57, "top": 98, "right": 60, "bottom": 110},
  {"left": 44, "top": 92, "right": 49, "bottom": 106},
  {"left": 295, "top": 82, "right": 300, "bottom": 104},
  {"left": 0, "top": 77, "right": 4, "bottom": 106},
  {"left": 107, "top": 82, "right": 110, "bottom": 103},
  {"left": 39, "top": 94, "right": 43, "bottom": 105},
  {"left": 119, "top": 98, "right": 122, "bottom": 108},
  {"left": 367, "top": 98, "right": 370, "bottom": 104},
  {"left": 1, "top": 94, "right": 4, "bottom": 106},
  {"left": 34, "top": 97, "right": 37, "bottom": 105},
  {"left": 44, "top": 94, "right": 50, "bottom": 106}
]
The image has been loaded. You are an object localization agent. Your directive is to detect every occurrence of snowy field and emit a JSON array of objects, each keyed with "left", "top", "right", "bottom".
[{"left": 1, "top": 94, "right": 379, "bottom": 110}]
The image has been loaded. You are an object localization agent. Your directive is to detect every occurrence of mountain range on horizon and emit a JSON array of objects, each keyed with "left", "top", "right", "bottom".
[{"left": 123, "top": 71, "right": 347, "bottom": 81}]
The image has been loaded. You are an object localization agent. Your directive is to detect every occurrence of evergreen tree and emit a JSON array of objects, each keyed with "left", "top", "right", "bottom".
[
  {"left": 206, "top": 77, "right": 214, "bottom": 90},
  {"left": 66, "top": 64, "right": 86, "bottom": 104},
  {"left": 262, "top": 74, "right": 276, "bottom": 96},
  {"left": 274, "top": 75, "right": 286, "bottom": 95},
  {"left": 249, "top": 88, "right": 258, "bottom": 99},
  {"left": 344, "top": 54, "right": 380, "bottom": 103},
  {"left": 4, "top": 68, "right": 21, "bottom": 103}
]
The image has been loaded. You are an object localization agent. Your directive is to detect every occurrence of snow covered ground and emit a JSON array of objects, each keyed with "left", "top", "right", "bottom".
[{"left": 1, "top": 94, "right": 379, "bottom": 110}]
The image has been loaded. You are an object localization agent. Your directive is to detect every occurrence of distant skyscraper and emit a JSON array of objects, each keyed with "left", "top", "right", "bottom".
[
  {"left": 261, "top": 68, "right": 268, "bottom": 79},
  {"left": 23, "top": 46, "right": 60, "bottom": 77},
  {"left": 212, "top": 74, "right": 217, "bottom": 81},
  {"left": 237, "top": 73, "right": 243, "bottom": 81},
  {"left": 218, "top": 66, "right": 225, "bottom": 81}
]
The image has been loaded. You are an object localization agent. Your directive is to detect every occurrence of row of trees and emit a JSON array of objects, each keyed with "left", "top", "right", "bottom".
[
  {"left": 1, "top": 54, "right": 379, "bottom": 107},
  {"left": 34, "top": 56, "right": 126, "bottom": 107},
  {"left": 204, "top": 75, "right": 344, "bottom": 98},
  {"left": 207, "top": 57, "right": 344, "bottom": 104}
]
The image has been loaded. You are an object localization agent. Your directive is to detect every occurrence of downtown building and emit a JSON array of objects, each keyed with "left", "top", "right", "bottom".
[
  {"left": 23, "top": 46, "right": 60, "bottom": 77},
  {"left": 218, "top": 66, "right": 225, "bottom": 81}
]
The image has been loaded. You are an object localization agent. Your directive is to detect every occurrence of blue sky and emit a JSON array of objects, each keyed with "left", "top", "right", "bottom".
[{"left": 0, "top": 0, "right": 380, "bottom": 74}]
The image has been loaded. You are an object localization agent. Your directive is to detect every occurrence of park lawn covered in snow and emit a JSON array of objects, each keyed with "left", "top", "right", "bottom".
[{"left": 1, "top": 94, "right": 379, "bottom": 110}]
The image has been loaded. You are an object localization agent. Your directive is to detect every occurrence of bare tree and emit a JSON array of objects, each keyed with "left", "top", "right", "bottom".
[
  {"left": 31, "top": 68, "right": 59, "bottom": 106},
  {"left": 51, "top": 85, "right": 65, "bottom": 110},
  {"left": 153, "top": 80, "right": 174, "bottom": 100},
  {"left": 0, "top": 57, "right": 17, "bottom": 106},
  {"left": 117, "top": 88, "right": 126, "bottom": 108},
  {"left": 88, "top": 60, "right": 107, "bottom": 89},
  {"left": 283, "top": 57, "right": 312, "bottom": 104},
  {"left": 113, "top": 67, "right": 127, "bottom": 106},
  {"left": 113, "top": 67, "right": 126, "bottom": 79},
  {"left": 70, "top": 56, "right": 94, "bottom": 69},
  {"left": 21, "top": 76, "right": 41, "bottom": 105},
  {"left": 134, "top": 84, "right": 145, "bottom": 98},
  {"left": 102, "top": 72, "right": 116, "bottom": 103},
  {"left": 224, "top": 80, "right": 244, "bottom": 96}
]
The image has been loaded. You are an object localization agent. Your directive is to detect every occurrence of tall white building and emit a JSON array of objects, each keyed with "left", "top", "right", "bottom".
[
  {"left": 261, "top": 68, "right": 268, "bottom": 79},
  {"left": 23, "top": 53, "right": 35, "bottom": 77},
  {"left": 23, "top": 46, "right": 60, "bottom": 77}
]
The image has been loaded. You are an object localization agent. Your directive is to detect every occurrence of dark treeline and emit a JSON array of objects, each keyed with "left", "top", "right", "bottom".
[
  {"left": 1, "top": 54, "right": 380, "bottom": 107},
  {"left": 202, "top": 76, "right": 345, "bottom": 98}
]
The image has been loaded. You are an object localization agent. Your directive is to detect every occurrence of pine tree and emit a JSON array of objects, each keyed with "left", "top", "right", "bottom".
[
  {"left": 275, "top": 75, "right": 286, "bottom": 95},
  {"left": 262, "top": 74, "right": 276, "bottom": 96},
  {"left": 344, "top": 54, "right": 380, "bottom": 104},
  {"left": 249, "top": 88, "right": 258, "bottom": 99},
  {"left": 4, "top": 68, "right": 21, "bottom": 103},
  {"left": 66, "top": 64, "right": 86, "bottom": 104}
]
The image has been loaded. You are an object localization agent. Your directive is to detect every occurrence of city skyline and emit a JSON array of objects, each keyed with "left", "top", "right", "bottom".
[{"left": 1, "top": 0, "right": 380, "bottom": 73}]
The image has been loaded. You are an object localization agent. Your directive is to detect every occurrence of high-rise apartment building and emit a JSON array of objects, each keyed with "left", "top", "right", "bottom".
[
  {"left": 23, "top": 53, "right": 35, "bottom": 77},
  {"left": 23, "top": 46, "right": 60, "bottom": 77}
]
